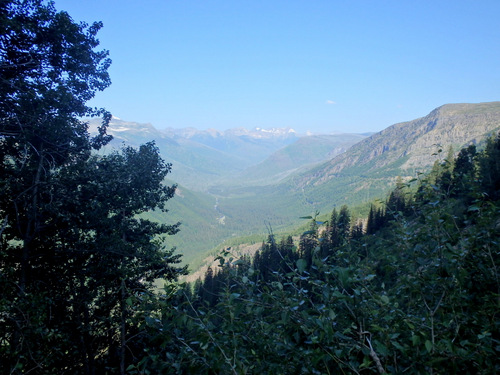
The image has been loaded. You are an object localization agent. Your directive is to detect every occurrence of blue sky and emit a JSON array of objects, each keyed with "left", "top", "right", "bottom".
[{"left": 55, "top": 0, "right": 500, "bottom": 134}]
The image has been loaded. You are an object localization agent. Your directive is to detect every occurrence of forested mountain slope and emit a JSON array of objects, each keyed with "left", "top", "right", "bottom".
[
  {"left": 89, "top": 118, "right": 300, "bottom": 191},
  {"left": 231, "top": 133, "right": 368, "bottom": 186},
  {"left": 161, "top": 131, "right": 500, "bottom": 374},
  {"left": 90, "top": 102, "right": 500, "bottom": 268},
  {"left": 87, "top": 120, "right": 368, "bottom": 265},
  {"left": 89, "top": 118, "right": 249, "bottom": 190},
  {"left": 211, "top": 102, "right": 500, "bottom": 255},
  {"left": 164, "top": 126, "right": 298, "bottom": 167}
]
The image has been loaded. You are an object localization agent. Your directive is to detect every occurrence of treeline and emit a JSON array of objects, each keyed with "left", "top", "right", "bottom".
[{"left": 148, "top": 135, "right": 500, "bottom": 374}]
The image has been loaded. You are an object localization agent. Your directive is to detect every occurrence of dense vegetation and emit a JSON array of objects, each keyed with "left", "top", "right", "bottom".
[
  {"left": 0, "top": 1, "right": 185, "bottom": 373},
  {"left": 1, "top": 1, "right": 499, "bottom": 374},
  {"left": 150, "top": 137, "right": 499, "bottom": 374}
]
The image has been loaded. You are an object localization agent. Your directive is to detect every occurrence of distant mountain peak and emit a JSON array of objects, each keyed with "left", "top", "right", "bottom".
[
  {"left": 162, "top": 126, "right": 297, "bottom": 140},
  {"left": 224, "top": 126, "right": 297, "bottom": 139},
  {"left": 254, "top": 127, "right": 296, "bottom": 134}
]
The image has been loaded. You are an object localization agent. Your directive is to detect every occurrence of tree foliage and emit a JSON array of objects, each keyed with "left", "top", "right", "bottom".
[
  {"left": 145, "top": 135, "right": 500, "bottom": 374},
  {"left": 1, "top": 1, "right": 499, "bottom": 374},
  {"left": 0, "top": 2, "right": 184, "bottom": 373}
]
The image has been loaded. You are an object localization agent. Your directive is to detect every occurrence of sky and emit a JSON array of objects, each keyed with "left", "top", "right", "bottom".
[{"left": 55, "top": 0, "right": 500, "bottom": 134}]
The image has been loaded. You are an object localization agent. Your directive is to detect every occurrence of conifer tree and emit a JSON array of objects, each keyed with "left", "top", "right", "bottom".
[
  {"left": 337, "top": 205, "right": 351, "bottom": 245},
  {"left": 452, "top": 144, "right": 476, "bottom": 195},
  {"left": 299, "top": 217, "right": 319, "bottom": 267},
  {"left": 478, "top": 132, "right": 500, "bottom": 199},
  {"left": 386, "top": 176, "right": 407, "bottom": 216}
]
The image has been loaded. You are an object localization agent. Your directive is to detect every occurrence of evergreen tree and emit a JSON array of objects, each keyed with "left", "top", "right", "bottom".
[
  {"left": 350, "top": 220, "right": 364, "bottom": 240},
  {"left": 366, "top": 204, "right": 384, "bottom": 234},
  {"left": 478, "top": 132, "right": 500, "bottom": 199},
  {"left": 299, "top": 217, "right": 319, "bottom": 267},
  {"left": 336, "top": 205, "right": 351, "bottom": 245},
  {"left": 437, "top": 145, "right": 455, "bottom": 193},
  {"left": 386, "top": 176, "right": 407, "bottom": 216},
  {"left": 279, "top": 235, "right": 297, "bottom": 266}
]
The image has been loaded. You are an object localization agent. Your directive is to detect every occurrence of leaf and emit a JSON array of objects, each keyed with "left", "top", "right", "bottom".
[
  {"left": 300, "top": 216, "right": 313, "bottom": 219},
  {"left": 411, "top": 334, "right": 420, "bottom": 346},
  {"left": 296, "top": 258, "right": 307, "bottom": 274},
  {"left": 333, "top": 290, "right": 344, "bottom": 298},
  {"left": 425, "top": 340, "right": 433, "bottom": 352},
  {"left": 360, "top": 356, "right": 372, "bottom": 369},
  {"left": 145, "top": 316, "right": 157, "bottom": 326},
  {"left": 272, "top": 281, "right": 283, "bottom": 290},
  {"left": 392, "top": 341, "right": 406, "bottom": 353}
]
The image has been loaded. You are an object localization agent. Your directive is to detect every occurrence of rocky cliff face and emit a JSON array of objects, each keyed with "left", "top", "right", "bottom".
[
  {"left": 304, "top": 102, "right": 500, "bottom": 186},
  {"left": 402, "top": 103, "right": 500, "bottom": 168}
]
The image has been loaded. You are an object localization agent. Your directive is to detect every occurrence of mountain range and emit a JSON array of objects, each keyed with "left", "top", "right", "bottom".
[
  {"left": 88, "top": 118, "right": 366, "bottom": 191},
  {"left": 286, "top": 102, "right": 500, "bottom": 204},
  {"left": 88, "top": 101, "right": 500, "bottom": 268}
]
